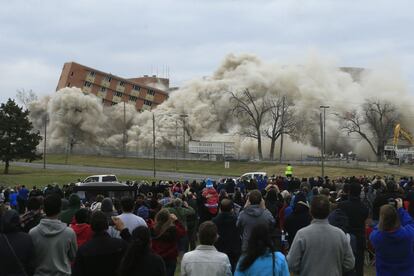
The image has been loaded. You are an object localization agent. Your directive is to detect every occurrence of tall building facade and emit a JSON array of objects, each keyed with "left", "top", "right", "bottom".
[{"left": 56, "top": 62, "right": 169, "bottom": 111}]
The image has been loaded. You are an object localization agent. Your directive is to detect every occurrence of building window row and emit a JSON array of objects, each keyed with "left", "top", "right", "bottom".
[
  {"left": 133, "top": 85, "right": 141, "bottom": 91},
  {"left": 84, "top": 81, "right": 92, "bottom": 87},
  {"left": 104, "top": 76, "right": 112, "bottom": 82},
  {"left": 100, "top": 87, "right": 106, "bottom": 92},
  {"left": 147, "top": 89, "right": 155, "bottom": 96},
  {"left": 89, "top": 71, "right": 96, "bottom": 77},
  {"left": 144, "top": 100, "right": 152, "bottom": 106},
  {"left": 115, "top": 91, "right": 123, "bottom": 97},
  {"left": 129, "top": 96, "right": 138, "bottom": 102}
]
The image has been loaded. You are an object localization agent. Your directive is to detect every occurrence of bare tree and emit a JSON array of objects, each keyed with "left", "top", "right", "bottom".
[
  {"left": 16, "top": 89, "right": 38, "bottom": 108},
  {"left": 264, "top": 96, "right": 299, "bottom": 160},
  {"left": 338, "top": 99, "right": 399, "bottom": 161},
  {"left": 230, "top": 88, "right": 272, "bottom": 160}
]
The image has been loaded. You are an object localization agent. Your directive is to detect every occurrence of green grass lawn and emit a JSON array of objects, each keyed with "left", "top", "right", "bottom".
[
  {"left": 3, "top": 154, "right": 412, "bottom": 188},
  {"left": 0, "top": 166, "right": 155, "bottom": 188},
  {"left": 35, "top": 154, "right": 413, "bottom": 178}
]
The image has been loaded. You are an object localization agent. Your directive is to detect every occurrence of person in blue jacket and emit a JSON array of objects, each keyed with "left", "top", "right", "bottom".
[
  {"left": 235, "top": 223, "right": 289, "bottom": 276},
  {"left": 370, "top": 198, "right": 414, "bottom": 276}
]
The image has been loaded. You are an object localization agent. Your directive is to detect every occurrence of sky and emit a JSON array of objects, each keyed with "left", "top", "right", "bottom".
[{"left": 1, "top": 0, "right": 413, "bottom": 103}]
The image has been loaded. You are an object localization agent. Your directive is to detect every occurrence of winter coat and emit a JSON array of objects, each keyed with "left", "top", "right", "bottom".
[
  {"left": 234, "top": 251, "right": 289, "bottom": 276},
  {"left": 29, "top": 219, "right": 77, "bottom": 276},
  {"left": 287, "top": 219, "right": 355, "bottom": 276},
  {"left": 284, "top": 205, "right": 312, "bottom": 245},
  {"left": 338, "top": 196, "right": 369, "bottom": 236},
  {"left": 70, "top": 223, "right": 93, "bottom": 247},
  {"left": 165, "top": 206, "right": 194, "bottom": 230},
  {"left": 237, "top": 205, "right": 275, "bottom": 252},
  {"left": 0, "top": 210, "right": 35, "bottom": 276},
  {"left": 72, "top": 232, "right": 127, "bottom": 276},
  {"left": 202, "top": 188, "right": 219, "bottom": 215},
  {"left": 121, "top": 253, "right": 167, "bottom": 276},
  {"left": 59, "top": 194, "right": 81, "bottom": 225},
  {"left": 150, "top": 220, "right": 186, "bottom": 261},
  {"left": 213, "top": 212, "right": 242, "bottom": 271},
  {"left": 370, "top": 208, "right": 414, "bottom": 276},
  {"left": 212, "top": 212, "right": 241, "bottom": 256}
]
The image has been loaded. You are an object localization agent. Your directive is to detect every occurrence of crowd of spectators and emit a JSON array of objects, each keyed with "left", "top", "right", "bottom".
[{"left": 1, "top": 174, "right": 414, "bottom": 275}]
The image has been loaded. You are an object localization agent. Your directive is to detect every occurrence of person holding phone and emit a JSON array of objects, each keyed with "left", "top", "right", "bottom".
[{"left": 370, "top": 198, "right": 414, "bottom": 276}]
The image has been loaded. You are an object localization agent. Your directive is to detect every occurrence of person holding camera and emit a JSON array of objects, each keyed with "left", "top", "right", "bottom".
[{"left": 370, "top": 198, "right": 414, "bottom": 276}]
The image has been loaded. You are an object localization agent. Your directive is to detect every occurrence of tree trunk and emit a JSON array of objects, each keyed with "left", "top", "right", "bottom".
[
  {"left": 269, "top": 139, "right": 276, "bottom": 160},
  {"left": 4, "top": 160, "right": 9, "bottom": 174},
  {"left": 377, "top": 145, "right": 384, "bottom": 162},
  {"left": 257, "top": 132, "right": 263, "bottom": 160}
]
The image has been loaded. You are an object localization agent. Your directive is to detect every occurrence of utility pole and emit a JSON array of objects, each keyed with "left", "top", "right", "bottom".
[
  {"left": 279, "top": 96, "right": 286, "bottom": 163},
  {"left": 175, "top": 119, "right": 178, "bottom": 171},
  {"left": 180, "top": 114, "right": 188, "bottom": 159},
  {"left": 319, "top": 113, "right": 324, "bottom": 178},
  {"left": 152, "top": 112, "right": 156, "bottom": 178},
  {"left": 320, "top": 105, "right": 330, "bottom": 179},
  {"left": 43, "top": 114, "right": 48, "bottom": 169},
  {"left": 65, "top": 131, "right": 70, "bottom": 165},
  {"left": 123, "top": 101, "right": 126, "bottom": 158}
]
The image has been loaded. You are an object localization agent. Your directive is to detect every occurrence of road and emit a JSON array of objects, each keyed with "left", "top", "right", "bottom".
[{"left": 13, "top": 161, "right": 234, "bottom": 181}]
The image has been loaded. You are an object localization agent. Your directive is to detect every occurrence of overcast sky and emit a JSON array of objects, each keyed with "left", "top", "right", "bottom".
[{"left": 1, "top": 0, "right": 413, "bottom": 103}]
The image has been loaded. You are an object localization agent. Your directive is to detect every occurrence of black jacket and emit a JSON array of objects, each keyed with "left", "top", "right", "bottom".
[
  {"left": 0, "top": 232, "right": 35, "bottom": 276},
  {"left": 212, "top": 212, "right": 241, "bottom": 255},
  {"left": 338, "top": 196, "right": 369, "bottom": 236},
  {"left": 72, "top": 232, "right": 127, "bottom": 276},
  {"left": 284, "top": 205, "right": 312, "bottom": 245},
  {"left": 121, "top": 253, "right": 166, "bottom": 276}
]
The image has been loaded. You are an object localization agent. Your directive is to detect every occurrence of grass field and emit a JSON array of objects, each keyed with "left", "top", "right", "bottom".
[
  {"left": 1, "top": 153, "right": 412, "bottom": 188},
  {"left": 0, "top": 166, "right": 154, "bottom": 188},
  {"left": 35, "top": 154, "right": 414, "bottom": 177}
]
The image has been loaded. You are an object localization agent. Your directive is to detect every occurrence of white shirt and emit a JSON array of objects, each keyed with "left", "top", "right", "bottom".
[{"left": 117, "top": 212, "right": 147, "bottom": 233}]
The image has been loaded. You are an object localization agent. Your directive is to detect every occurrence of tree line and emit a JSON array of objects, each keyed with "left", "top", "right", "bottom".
[{"left": 229, "top": 88, "right": 400, "bottom": 161}]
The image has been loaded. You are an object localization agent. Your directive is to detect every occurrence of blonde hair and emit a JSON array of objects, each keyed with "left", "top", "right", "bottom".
[{"left": 378, "top": 204, "right": 400, "bottom": 231}]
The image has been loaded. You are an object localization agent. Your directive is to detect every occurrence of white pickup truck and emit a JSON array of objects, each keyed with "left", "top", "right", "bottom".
[{"left": 80, "top": 174, "right": 119, "bottom": 183}]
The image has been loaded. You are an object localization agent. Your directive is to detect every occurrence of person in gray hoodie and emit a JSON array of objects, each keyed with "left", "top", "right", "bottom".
[
  {"left": 29, "top": 194, "right": 77, "bottom": 276},
  {"left": 237, "top": 190, "right": 275, "bottom": 252}
]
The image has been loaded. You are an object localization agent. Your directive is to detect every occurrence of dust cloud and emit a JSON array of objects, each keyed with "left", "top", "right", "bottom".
[{"left": 28, "top": 54, "right": 414, "bottom": 160}]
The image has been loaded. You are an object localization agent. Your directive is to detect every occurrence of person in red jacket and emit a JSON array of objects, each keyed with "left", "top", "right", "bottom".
[
  {"left": 202, "top": 179, "right": 219, "bottom": 219},
  {"left": 70, "top": 208, "right": 93, "bottom": 247},
  {"left": 150, "top": 208, "right": 185, "bottom": 276}
]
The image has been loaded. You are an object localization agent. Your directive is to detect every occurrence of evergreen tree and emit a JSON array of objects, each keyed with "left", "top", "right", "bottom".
[{"left": 0, "top": 99, "right": 42, "bottom": 174}]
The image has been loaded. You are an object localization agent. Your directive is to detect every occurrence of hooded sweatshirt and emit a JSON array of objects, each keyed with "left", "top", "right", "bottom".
[
  {"left": 236, "top": 205, "right": 275, "bottom": 252},
  {"left": 70, "top": 223, "right": 93, "bottom": 247},
  {"left": 29, "top": 219, "right": 77, "bottom": 276},
  {"left": 59, "top": 194, "right": 81, "bottom": 225},
  {"left": 0, "top": 210, "right": 35, "bottom": 276}
]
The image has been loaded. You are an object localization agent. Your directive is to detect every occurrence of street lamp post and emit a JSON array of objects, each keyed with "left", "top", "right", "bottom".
[
  {"left": 152, "top": 112, "right": 156, "bottom": 178},
  {"left": 320, "top": 105, "right": 330, "bottom": 178},
  {"left": 43, "top": 114, "right": 49, "bottom": 169},
  {"left": 175, "top": 119, "right": 178, "bottom": 171}
]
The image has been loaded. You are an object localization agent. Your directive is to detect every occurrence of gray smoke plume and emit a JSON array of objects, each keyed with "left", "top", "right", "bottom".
[{"left": 28, "top": 54, "right": 414, "bottom": 160}]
